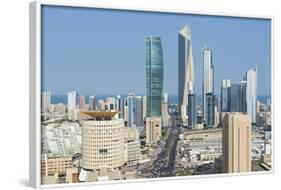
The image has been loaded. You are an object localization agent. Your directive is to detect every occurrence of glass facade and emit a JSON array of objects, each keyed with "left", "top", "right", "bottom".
[
  {"left": 229, "top": 84, "right": 240, "bottom": 112},
  {"left": 188, "top": 93, "right": 197, "bottom": 129},
  {"left": 146, "top": 36, "right": 164, "bottom": 117},
  {"left": 205, "top": 92, "right": 215, "bottom": 128}
]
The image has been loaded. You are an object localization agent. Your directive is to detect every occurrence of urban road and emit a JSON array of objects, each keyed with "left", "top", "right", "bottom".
[{"left": 150, "top": 114, "right": 180, "bottom": 178}]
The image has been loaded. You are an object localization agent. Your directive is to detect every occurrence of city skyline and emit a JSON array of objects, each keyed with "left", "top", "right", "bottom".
[{"left": 42, "top": 6, "right": 271, "bottom": 96}]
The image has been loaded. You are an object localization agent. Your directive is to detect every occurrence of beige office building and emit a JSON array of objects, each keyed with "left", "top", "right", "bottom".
[
  {"left": 222, "top": 112, "right": 251, "bottom": 173},
  {"left": 81, "top": 111, "right": 125, "bottom": 171},
  {"left": 145, "top": 117, "right": 162, "bottom": 145},
  {"left": 41, "top": 154, "right": 72, "bottom": 177}
]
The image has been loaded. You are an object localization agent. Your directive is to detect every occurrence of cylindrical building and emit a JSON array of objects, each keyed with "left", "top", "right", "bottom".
[{"left": 81, "top": 111, "right": 124, "bottom": 171}]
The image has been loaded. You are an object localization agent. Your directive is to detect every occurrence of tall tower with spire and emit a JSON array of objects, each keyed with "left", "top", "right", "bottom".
[{"left": 178, "top": 25, "right": 195, "bottom": 124}]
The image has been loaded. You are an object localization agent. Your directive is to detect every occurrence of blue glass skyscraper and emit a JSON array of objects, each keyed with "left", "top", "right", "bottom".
[
  {"left": 205, "top": 92, "right": 215, "bottom": 128},
  {"left": 146, "top": 36, "right": 164, "bottom": 117}
]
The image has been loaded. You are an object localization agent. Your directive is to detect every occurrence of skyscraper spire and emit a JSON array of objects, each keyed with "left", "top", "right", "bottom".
[{"left": 178, "top": 24, "right": 195, "bottom": 124}]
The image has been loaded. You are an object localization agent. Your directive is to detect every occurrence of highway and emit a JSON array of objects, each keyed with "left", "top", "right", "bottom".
[{"left": 150, "top": 114, "right": 180, "bottom": 178}]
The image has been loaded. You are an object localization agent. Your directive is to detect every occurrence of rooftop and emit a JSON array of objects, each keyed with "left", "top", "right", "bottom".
[{"left": 80, "top": 111, "right": 118, "bottom": 119}]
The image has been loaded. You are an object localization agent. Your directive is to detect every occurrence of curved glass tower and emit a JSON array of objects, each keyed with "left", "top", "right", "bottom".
[{"left": 146, "top": 36, "right": 164, "bottom": 117}]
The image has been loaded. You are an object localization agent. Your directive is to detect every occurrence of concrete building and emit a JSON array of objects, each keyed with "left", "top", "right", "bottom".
[
  {"left": 54, "top": 103, "right": 66, "bottom": 114},
  {"left": 79, "top": 95, "right": 86, "bottom": 110},
  {"left": 42, "top": 91, "right": 51, "bottom": 113},
  {"left": 246, "top": 67, "right": 257, "bottom": 124},
  {"left": 222, "top": 113, "right": 251, "bottom": 173},
  {"left": 125, "top": 141, "right": 141, "bottom": 165},
  {"left": 41, "top": 154, "right": 72, "bottom": 177},
  {"left": 178, "top": 25, "right": 195, "bottom": 123},
  {"left": 106, "top": 97, "right": 116, "bottom": 111},
  {"left": 146, "top": 36, "right": 164, "bottom": 117},
  {"left": 162, "top": 101, "right": 170, "bottom": 128},
  {"left": 124, "top": 127, "right": 140, "bottom": 142},
  {"left": 81, "top": 111, "right": 125, "bottom": 170},
  {"left": 145, "top": 117, "right": 162, "bottom": 145}
]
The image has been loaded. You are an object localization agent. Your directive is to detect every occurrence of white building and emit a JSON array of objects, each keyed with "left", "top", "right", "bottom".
[
  {"left": 202, "top": 45, "right": 214, "bottom": 123},
  {"left": 67, "top": 91, "right": 78, "bottom": 120},
  {"left": 81, "top": 111, "right": 124, "bottom": 170},
  {"left": 246, "top": 67, "right": 257, "bottom": 124},
  {"left": 124, "top": 141, "right": 140, "bottom": 165}
]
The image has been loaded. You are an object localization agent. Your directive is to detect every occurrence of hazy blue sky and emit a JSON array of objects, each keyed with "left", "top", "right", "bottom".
[{"left": 42, "top": 5, "right": 271, "bottom": 96}]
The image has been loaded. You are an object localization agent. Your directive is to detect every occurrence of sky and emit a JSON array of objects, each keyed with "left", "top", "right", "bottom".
[{"left": 42, "top": 5, "right": 271, "bottom": 96}]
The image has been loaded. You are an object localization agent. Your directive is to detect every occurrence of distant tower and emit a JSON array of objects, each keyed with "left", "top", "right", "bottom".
[
  {"left": 42, "top": 91, "right": 51, "bottom": 113},
  {"left": 202, "top": 45, "right": 214, "bottom": 126},
  {"left": 67, "top": 91, "right": 78, "bottom": 120},
  {"left": 89, "top": 95, "right": 97, "bottom": 110},
  {"left": 127, "top": 93, "right": 135, "bottom": 127},
  {"left": 229, "top": 84, "right": 240, "bottom": 112},
  {"left": 79, "top": 95, "right": 86, "bottom": 109},
  {"left": 178, "top": 25, "right": 195, "bottom": 123},
  {"left": 146, "top": 36, "right": 164, "bottom": 117},
  {"left": 246, "top": 67, "right": 257, "bottom": 124},
  {"left": 187, "top": 82, "right": 197, "bottom": 129},
  {"left": 222, "top": 112, "right": 251, "bottom": 173},
  {"left": 135, "top": 96, "right": 143, "bottom": 127},
  {"left": 221, "top": 79, "right": 231, "bottom": 112},
  {"left": 239, "top": 80, "right": 247, "bottom": 113},
  {"left": 205, "top": 92, "right": 215, "bottom": 128}
]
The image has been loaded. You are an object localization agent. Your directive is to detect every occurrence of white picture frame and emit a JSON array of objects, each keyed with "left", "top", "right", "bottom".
[{"left": 29, "top": 0, "right": 274, "bottom": 189}]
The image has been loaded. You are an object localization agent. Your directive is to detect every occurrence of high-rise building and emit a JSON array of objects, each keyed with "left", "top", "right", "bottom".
[
  {"left": 222, "top": 113, "right": 251, "bottom": 173},
  {"left": 122, "top": 98, "right": 129, "bottom": 126},
  {"left": 188, "top": 92, "right": 197, "bottom": 129},
  {"left": 79, "top": 95, "right": 86, "bottom": 109},
  {"left": 42, "top": 91, "right": 51, "bottom": 113},
  {"left": 116, "top": 95, "right": 122, "bottom": 118},
  {"left": 163, "top": 93, "right": 169, "bottom": 103},
  {"left": 81, "top": 111, "right": 124, "bottom": 170},
  {"left": 202, "top": 45, "right": 214, "bottom": 124},
  {"left": 127, "top": 93, "right": 135, "bottom": 127},
  {"left": 135, "top": 96, "right": 143, "bottom": 127},
  {"left": 229, "top": 84, "right": 240, "bottom": 112},
  {"left": 89, "top": 95, "right": 96, "bottom": 110},
  {"left": 106, "top": 97, "right": 116, "bottom": 111},
  {"left": 162, "top": 93, "right": 170, "bottom": 128},
  {"left": 221, "top": 79, "right": 231, "bottom": 112},
  {"left": 205, "top": 92, "right": 215, "bottom": 128},
  {"left": 239, "top": 80, "right": 247, "bottom": 113},
  {"left": 67, "top": 91, "right": 78, "bottom": 120},
  {"left": 246, "top": 67, "right": 257, "bottom": 124},
  {"left": 178, "top": 25, "right": 195, "bottom": 123},
  {"left": 142, "top": 96, "right": 147, "bottom": 120},
  {"left": 145, "top": 117, "right": 162, "bottom": 145},
  {"left": 146, "top": 36, "right": 164, "bottom": 117}
]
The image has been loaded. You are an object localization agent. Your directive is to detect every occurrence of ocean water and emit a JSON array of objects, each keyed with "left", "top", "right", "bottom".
[{"left": 51, "top": 94, "right": 271, "bottom": 105}]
